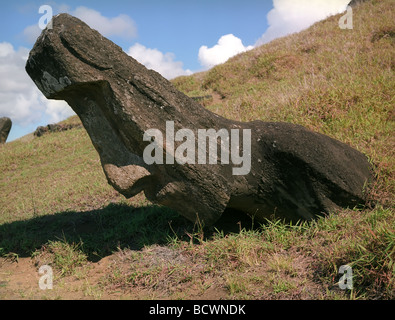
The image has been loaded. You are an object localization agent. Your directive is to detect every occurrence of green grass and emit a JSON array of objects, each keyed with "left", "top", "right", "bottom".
[
  {"left": 0, "top": 0, "right": 394, "bottom": 300},
  {"left": 32, "top": 239, "right": 88, "bottom": 277},
  {"left": 0, "top": 118, "right": 121, "bottom": 224},
  {"left": 176, "top": 207, "right": 394, "bottom": 299}
]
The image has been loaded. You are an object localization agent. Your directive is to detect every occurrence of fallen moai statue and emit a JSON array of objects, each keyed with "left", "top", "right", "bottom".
[
  {"left": 0, "top": 117, "right": 12, "bottom": 144},
  {"left": 26, "top": 14, "right": 373, "bottom": 225}
]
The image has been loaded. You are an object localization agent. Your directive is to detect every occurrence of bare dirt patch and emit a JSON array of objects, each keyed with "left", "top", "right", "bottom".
[{"left": 0, "top": 247, "right": 230, "bottom": 300}]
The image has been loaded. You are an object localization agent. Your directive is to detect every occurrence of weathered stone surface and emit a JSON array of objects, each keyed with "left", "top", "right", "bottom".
[
  {"left": 26, "top": 14, "right": 373, "bottom": 225},
  {"left": 0, "top": 117, "right": 12, "bottom": 144}
]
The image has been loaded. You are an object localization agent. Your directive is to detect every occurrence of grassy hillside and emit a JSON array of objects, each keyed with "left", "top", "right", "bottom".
[{"left": 0, "top": 0, "right": 393, "bottom": 299}]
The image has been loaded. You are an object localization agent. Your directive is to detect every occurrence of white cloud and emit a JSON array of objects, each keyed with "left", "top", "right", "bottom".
[
  {"left": 23, "top": 24, "right": 42, "bottom": 45},
  {"left": 0, "top": 42, "right": 15, "bottom": 57},
  {"left": 23, "top": 6, "right": 137, "bottom": 44},
  {"left": 0, "top": 42, "right": 74, "bottom": 128},
  {"left": 127, "top": 43, "right": 192, "bottom": 80},
  {"left": 41, "top": 98, "right": 75, "bottom": 124},
  {"left": 198, "top": 34, "right": 253, "bottom": 69},
  {"left": 256, "top": 0, "right": 350, "bottom": 45},
  {"left": 72, "top": 6, "right": 137, "bottom": 40},
  {"left": 23, "top": 24, "right": 41, "bottom": 43}
]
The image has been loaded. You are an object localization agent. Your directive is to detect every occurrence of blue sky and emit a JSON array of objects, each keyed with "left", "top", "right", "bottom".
[
  {"left": 0, "top": 0, "right": 350, "bottom": 142},
  {"left": 1, "top": 0, "right": 273, "bottom": 71}
]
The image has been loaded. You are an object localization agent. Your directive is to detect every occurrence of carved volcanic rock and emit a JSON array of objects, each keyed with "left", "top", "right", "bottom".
[
  {"left": 26, "top": 14, "right": 373, "bottom": 225},
  {"left": 0, "top": 117, "right": 12, "bottom": 144}
]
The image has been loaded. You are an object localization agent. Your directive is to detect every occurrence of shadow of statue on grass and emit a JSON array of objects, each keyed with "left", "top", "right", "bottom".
[{"left": 0, "top": 203, "right": 255, "bottom": 262}]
